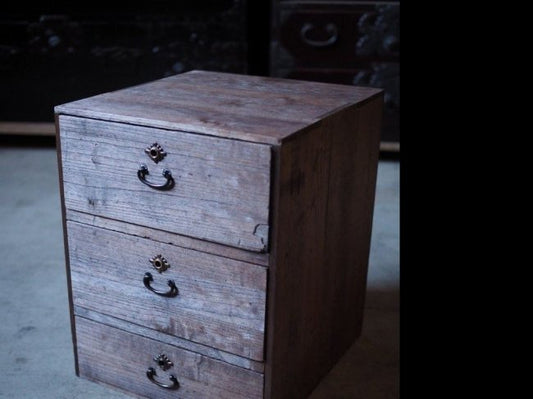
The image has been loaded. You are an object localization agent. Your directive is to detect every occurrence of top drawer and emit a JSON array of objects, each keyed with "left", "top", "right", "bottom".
[{"left": 58, "top": 115, "right": 271, "bottom": 252}]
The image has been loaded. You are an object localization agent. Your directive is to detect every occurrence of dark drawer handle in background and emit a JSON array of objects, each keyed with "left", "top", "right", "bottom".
[
  {"left": 146, "top": 367, "right": 180, "bottom": 390},
  {"left": 143, "top": 272, "right": 178, "bottom": 297},
  {"left": 137, "top": 164, "right": 175, "bottom": 190},
  {"left": 300, "top": 23, "right": 338, "bottom": 47}
]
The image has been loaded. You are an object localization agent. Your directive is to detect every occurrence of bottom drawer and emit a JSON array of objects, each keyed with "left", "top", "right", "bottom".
[{"left": 75, "top": 317, "right": 264, "bottom": 399}]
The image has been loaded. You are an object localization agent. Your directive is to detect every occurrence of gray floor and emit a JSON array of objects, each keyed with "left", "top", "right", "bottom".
[{"left": 0, "top": 148, "right": 399, "bottom": 399}]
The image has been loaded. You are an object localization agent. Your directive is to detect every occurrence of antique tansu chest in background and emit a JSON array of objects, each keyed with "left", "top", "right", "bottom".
[{"left": 55, "top": 70, "right": 383, "bottom": 399}]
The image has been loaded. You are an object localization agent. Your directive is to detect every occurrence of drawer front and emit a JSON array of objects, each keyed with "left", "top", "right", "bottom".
[
  {"left": 68, "top": 221, "right": 267, "bottom": 361},
  {"left": 58, "top": 115, "right": 271, "bottom": 252},
  {"left": 76, "top": 317, "right": 264, "bottom": 399}
]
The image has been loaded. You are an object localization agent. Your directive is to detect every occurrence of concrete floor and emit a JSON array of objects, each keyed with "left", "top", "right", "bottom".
[{"left": 0, "top": 148, "right": 399, "bottom": 399}]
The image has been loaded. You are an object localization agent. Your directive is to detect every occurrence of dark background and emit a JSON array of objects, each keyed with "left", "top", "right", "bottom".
[{"left": 0, "top": 0, "right": 399, "bottom": 145}]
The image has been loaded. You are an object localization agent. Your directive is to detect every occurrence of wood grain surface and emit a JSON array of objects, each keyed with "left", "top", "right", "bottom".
[
  {"left": 264, "top": 95, "right": 383, "bottom": 399},
  {"left": 55, "top": 70, "right": 385, "bottom": 399},
  {"left": 66, "top": 209, "right": 269, "bottom": 267},
  {"left": 76, "top": 317, "right": 264, "bottom": 399},
  {"left": 75, "top": 306, "right": 265, "bottom": 373},
  {"left": 58, "top": 115, "right": 271, "bottom": 252},
  {"left": 265, "top": 121, "right": 331, "bottom": 399},
  {"left": 323, "top": 95, "right": 383, "bottom": 360},
  {"left": 68, "top": 221, "right": 266, "bottom": 361},
  {"left": 55, "top": 70, "right": 383, "bottom": 145}
]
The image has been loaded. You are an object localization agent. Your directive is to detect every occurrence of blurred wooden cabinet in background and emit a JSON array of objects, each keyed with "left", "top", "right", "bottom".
[
  {"left": 270, "top": 0, "right": 399, "bottom": 147},
  {"left": 0, "top": 1, "right": 247, "bottom": 124},
  {"left": 1, "top": 0, "right": 399, "bottom": 150}
]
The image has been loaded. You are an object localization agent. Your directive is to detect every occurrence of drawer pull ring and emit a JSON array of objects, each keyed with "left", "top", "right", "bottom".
[
  {"left": 143, "top": 272, "right": 178, "bottom": 297},
  {"left": 146, "top": 367, "right": 180, "bottom": 390},
  {"left": 300, "top": 23, "right": 338, "bottom": 47},
  {"left": 137, "top": 164, "right": 175, "bottom": 191}
]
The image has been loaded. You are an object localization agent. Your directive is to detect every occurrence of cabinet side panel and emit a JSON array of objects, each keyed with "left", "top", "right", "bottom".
[
  {"left": 265, "top": 96, "right": 383, "bottom": 399},
  {"left": 265, "top": 122, "right": 331, "bottom": 399},
  {"left": 323, "top": 96, "right": 383, "bottom": 362}
]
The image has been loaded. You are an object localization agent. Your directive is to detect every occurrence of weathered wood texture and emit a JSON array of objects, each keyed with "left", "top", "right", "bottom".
[
  {"left": 66, "top": 209, "right": 269, "bottom": 267},
  {"left": 56, "top": 70, "right": 384, "bottom": 399},
  {"left": 55, "top": 70, "right": 382, "bottom": 145},
  {"left": 264, "top": 95, "right": 383, "bottom": 399},
  {"left": 76, "top": 317, "right": 264, "bottom": 399},
  {"left": 75, "top": 306, "right": 265, "bottom": 373},
  {"left": 68, "top": 221, "right": 266, "bottom": 361},
  {"left": 324, "top": 95, "right": 383, "bottom": 359},
  {"left": 58, "top": 115, "right": 271, "bottom": 252}
]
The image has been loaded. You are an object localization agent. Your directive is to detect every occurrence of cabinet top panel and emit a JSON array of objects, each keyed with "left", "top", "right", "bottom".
[{"left": 55, "top": 70, "right": 382, "bottom": 145}]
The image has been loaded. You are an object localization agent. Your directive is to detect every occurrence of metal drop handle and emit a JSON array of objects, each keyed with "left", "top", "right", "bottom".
[
  {"left": 143, "top": 272, "right": 178, "bottom": 297},
  {"left": 146, "top": 367, "right": 179, "bottom": 390},
  {"left": 300, "top": 23, "right": 338, "bottom": 47},
  {"left": 137, "top": 164, "right": 175, "bottom": 191}
]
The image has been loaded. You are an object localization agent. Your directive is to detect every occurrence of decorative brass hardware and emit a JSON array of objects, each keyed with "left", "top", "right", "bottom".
[
  {"left": 153, "top": 353, "right": 173, "bottom": 371},
  {"left": 147, "top": 354, "right": 179, "bottom": 389},
  {"left": 145, "top": 142, "right": 167, "bottom": 163},
  {"left": 150, "top": 254, "right": 170, "bottom": 273},
  {"left": 144, "top": 255, "right": 177, "bottom": 297}
]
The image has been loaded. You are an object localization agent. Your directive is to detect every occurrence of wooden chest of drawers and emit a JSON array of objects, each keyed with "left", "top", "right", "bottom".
[{"left": 55, "top": 70, "right": 383, "bottom": 398}]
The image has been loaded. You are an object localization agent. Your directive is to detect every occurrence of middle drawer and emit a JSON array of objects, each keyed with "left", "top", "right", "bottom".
[{"left": 67, "top": 221, "right": 267, "bottom": 361}]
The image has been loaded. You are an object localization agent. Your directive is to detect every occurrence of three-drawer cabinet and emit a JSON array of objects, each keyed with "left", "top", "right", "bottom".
[{"left": 55, "top": 70, "right": 383, "bottom": 398}]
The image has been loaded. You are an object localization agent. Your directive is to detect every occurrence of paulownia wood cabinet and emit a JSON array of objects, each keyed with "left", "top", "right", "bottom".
[{"left": 55, "top": 70, "right": 383, "bottom": 398}]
